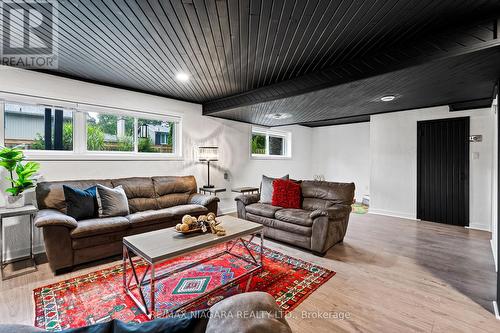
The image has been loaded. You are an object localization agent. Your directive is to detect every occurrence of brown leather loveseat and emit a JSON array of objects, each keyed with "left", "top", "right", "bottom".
[
  {"left": 35, "top": 176, "right": 218, "bottom": 273},
  {"left": 235, "top": 180, "right": 354, "bottom": 255}
]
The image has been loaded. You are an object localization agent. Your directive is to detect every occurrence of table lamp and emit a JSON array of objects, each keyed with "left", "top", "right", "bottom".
[{"left": 199, "top": 146, "right": 218, "bottom": 188}]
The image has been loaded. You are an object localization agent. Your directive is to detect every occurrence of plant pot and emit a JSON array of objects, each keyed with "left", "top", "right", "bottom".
[{"left": 6, "top": 194, "right": 25, "bottom": 208}]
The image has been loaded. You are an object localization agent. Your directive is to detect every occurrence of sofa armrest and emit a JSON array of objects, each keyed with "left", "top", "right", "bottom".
[
  {"left": 189, "top": 193, "right": 220, "bottom": 207},
  {"left": 311, "top": 204, "right": 352, "bottom": 254},
  {"left": 34, "top": 209, "right": 78, "bottom": 229},
  {"left": 310, "top": 204, "right": 352, "bottom": 220},
  {"left": 36, "top": 211, "right": 77, "bottom": 272},
  {"left": 234, "top": 194, "right": 260, "bottom": 206}
]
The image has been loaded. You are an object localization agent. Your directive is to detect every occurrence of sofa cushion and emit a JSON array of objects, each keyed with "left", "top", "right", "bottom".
[
  {"left": 111, "top": 177, "right": 158, "bottom": 213},
  {"left": 274, "top": 209, "right": 313, "bottom": 227},
  {"left": 153, "top": 176, "right": 197, "bottom": 209},
  {"left": 301, "top": 181, "right": 355, "bottom": 210},
  {"left": 245, "top": 203, "right": 282, "bottom": 218},
  {"left": 71, "top": 216, "right": 130, "bottom": 238},
  {"left": 126, "top": 209, "right": 175, "bottom": 227},
  {"left": 246, "top": 213, "right": 312, "bottom": 236},
  {"left": 164, "top": 204, "right": 208, "bottom": 217}
]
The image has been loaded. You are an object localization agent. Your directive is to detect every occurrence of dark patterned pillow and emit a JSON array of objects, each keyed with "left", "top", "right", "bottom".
[{"left": 63, "top": 185, "right": 98, "bottom": 220}]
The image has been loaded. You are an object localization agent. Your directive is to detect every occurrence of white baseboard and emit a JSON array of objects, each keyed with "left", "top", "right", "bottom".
[
  {"left": 466, "top": 224, "right": 491, "bottom": 232},
  {"left": 368, "top": 209, "right": 416, "bottom": 220},
  {"left": 494, "top": 301, "right": 500, "bottom": 320}
]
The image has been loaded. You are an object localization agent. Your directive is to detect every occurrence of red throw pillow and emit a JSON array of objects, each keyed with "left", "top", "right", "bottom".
[{"left": 272, "top": 179, "right": 302, "bottom": 209}]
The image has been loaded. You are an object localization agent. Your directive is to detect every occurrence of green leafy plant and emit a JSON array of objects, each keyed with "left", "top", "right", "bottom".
[
  {"left": 0, "top": 146, "right": 40, "bottom": 196},
  {"left": 251, "top": 134, "right": 266, "bottom": 154},
  {"left": 87, "top": 123, "right": 105, "bottom": 150},
  {"left": 138, "top": 137, "right": 156, "bottom": 152},
  {"left": 117, "top": 136, "right": 134, "bottom": 151}
]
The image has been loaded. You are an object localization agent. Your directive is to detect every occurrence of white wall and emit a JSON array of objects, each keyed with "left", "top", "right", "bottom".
[
  {"left": 491, "top": 96, "right": 498, "bottom": 270},
  {"left": 370, "top": 106, "right": 495, "bottom": 230},
  {"left": 311, "top": 122, "right": 370, "bottom": 201},
  {"left": 0, "top": 66, "right": 313, "bottom": 260}
]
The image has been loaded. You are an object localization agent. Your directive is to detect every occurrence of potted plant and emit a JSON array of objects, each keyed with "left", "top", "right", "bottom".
[{"left": 0, "top": 146, "right": 40, "bottom": 208}]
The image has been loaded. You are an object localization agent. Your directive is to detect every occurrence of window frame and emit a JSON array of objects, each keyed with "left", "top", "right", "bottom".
[
  {"left": 135, "top": 115, "right": 180, "bottom": 156},
  {"left": 250, "top": 127, "right": 292, "bottom": 159},
  {"left": 2, "top": 100, "right": 76, "bottom": 153},
  {"left": 0, "top": 97, "right": 184, "bottom": 161}
]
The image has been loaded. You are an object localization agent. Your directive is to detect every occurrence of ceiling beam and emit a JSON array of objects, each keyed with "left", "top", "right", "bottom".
[
  {"left": 449, "top": 98, "right": 493, "bottom": 111},
  {"left": 203, "top": 18, "right": 500, "bottom": 115}
]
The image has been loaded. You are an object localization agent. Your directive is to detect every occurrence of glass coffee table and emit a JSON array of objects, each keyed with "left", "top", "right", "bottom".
[{"left": 122, "top": 215, "right": 264, "bottom": 319}]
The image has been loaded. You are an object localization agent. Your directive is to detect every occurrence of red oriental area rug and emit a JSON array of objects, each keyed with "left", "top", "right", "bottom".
[{"left": 34, "top": 242, "right": 335, "bottom": 331}]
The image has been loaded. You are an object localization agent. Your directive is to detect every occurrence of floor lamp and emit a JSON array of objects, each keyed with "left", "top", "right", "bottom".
[{"left": 199, "top": 146, "right": 218, "bottom": 188}]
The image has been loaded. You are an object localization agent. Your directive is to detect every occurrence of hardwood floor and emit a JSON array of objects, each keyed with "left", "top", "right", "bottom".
[{"left": 0, "top": 213, "right": 499, "bottom": 332}]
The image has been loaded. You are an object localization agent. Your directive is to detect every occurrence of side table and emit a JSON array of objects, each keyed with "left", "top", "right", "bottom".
[
  {"left": 232, "top": 187, "right": 260, "bottom": 195},
  {"left": 199, "top": 187, "right": 226, "bottom": 196},
  {"left": 0, "top": 204, "right": 38, "bottom": 280}
]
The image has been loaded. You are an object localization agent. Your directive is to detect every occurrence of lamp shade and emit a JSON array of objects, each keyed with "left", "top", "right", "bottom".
[{"left": 199, "top": 146, "right": 218, "bottom": 161}]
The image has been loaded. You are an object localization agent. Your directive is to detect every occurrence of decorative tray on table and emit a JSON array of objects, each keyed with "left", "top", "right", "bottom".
[{"left": 175, "top": 212, "right": 226, "bottom": 236}]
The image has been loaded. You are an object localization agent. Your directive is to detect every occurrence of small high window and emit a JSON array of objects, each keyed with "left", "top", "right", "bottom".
[{"left": 251, "top": 127, "right": 291, "bottom": 158}]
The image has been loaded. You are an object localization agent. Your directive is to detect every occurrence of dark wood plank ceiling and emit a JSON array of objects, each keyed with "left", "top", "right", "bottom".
[
  {"left": 212, "top": 45, "right": 500, "bottom": 126},
  {"left": 2, "top": 0, "right": 500, "bottom": 126}
]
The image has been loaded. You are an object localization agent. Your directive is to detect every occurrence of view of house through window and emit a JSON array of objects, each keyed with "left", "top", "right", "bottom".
[
  {"left": 138, "top": 118, "right": 175, "bottom": 153},
  {"left": 86, "top": 112, "right": 134, "bottom": 151},
  {"left": 4, "top": 103, "right": 73, "bottom": 150},
  {"left": 251, "top": 128, "right": 290, "bottom": 157}
]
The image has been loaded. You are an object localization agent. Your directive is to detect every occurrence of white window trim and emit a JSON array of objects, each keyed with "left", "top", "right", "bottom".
[
  {"left": 250, "top": 126, "right": 292, "bottom": 160},
  {"left": 1, "top": 96, "right": 184, "bottom": 161}
]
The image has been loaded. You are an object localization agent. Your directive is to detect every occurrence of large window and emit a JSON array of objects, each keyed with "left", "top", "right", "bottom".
[
  {"left": 251, "top": 127, "right": 291, "bottom": 158},
  {"left": 86, "top": 112, "right": 134, "bottom": 152},
  {"left": 2, "top": 99, "right": 182, "bottom": 159},
  {"left": 4, "top": 103, "right": 73, "bottom": 151}
]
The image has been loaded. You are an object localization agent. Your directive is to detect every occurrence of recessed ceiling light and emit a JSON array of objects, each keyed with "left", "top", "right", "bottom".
[
  {"left": 380, "top": 95, "right": 396, "bottom": 102},
  {"left": 266, "top": 113, "right": 292, "bottom": 120},
  {"left": 175, "top": 72, "right": 190, "bottom": 82}
]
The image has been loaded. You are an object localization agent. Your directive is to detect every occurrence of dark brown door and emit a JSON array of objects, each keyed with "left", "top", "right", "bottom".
[{"left": 417, "top": 117, "right": 470, "bottom": 226}]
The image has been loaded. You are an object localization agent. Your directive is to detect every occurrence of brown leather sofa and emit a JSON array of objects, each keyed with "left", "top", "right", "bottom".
[
  {"left": 35, "top": 176, "right": 219, "bottom": 273},
  {"left": 235, "top": 180, "right": 354, "bottom": 255}
]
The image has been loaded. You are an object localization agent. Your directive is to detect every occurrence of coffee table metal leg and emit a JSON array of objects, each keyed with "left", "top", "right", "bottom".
[
  {"left": 260, "top": 232, "right": 264, "bottom": 268},
  {"left": 150, "top": 264, "right": 155, "bottom": 318},
  {"left": 122, "top": 245, "right": 127, "bottom": 289}
]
